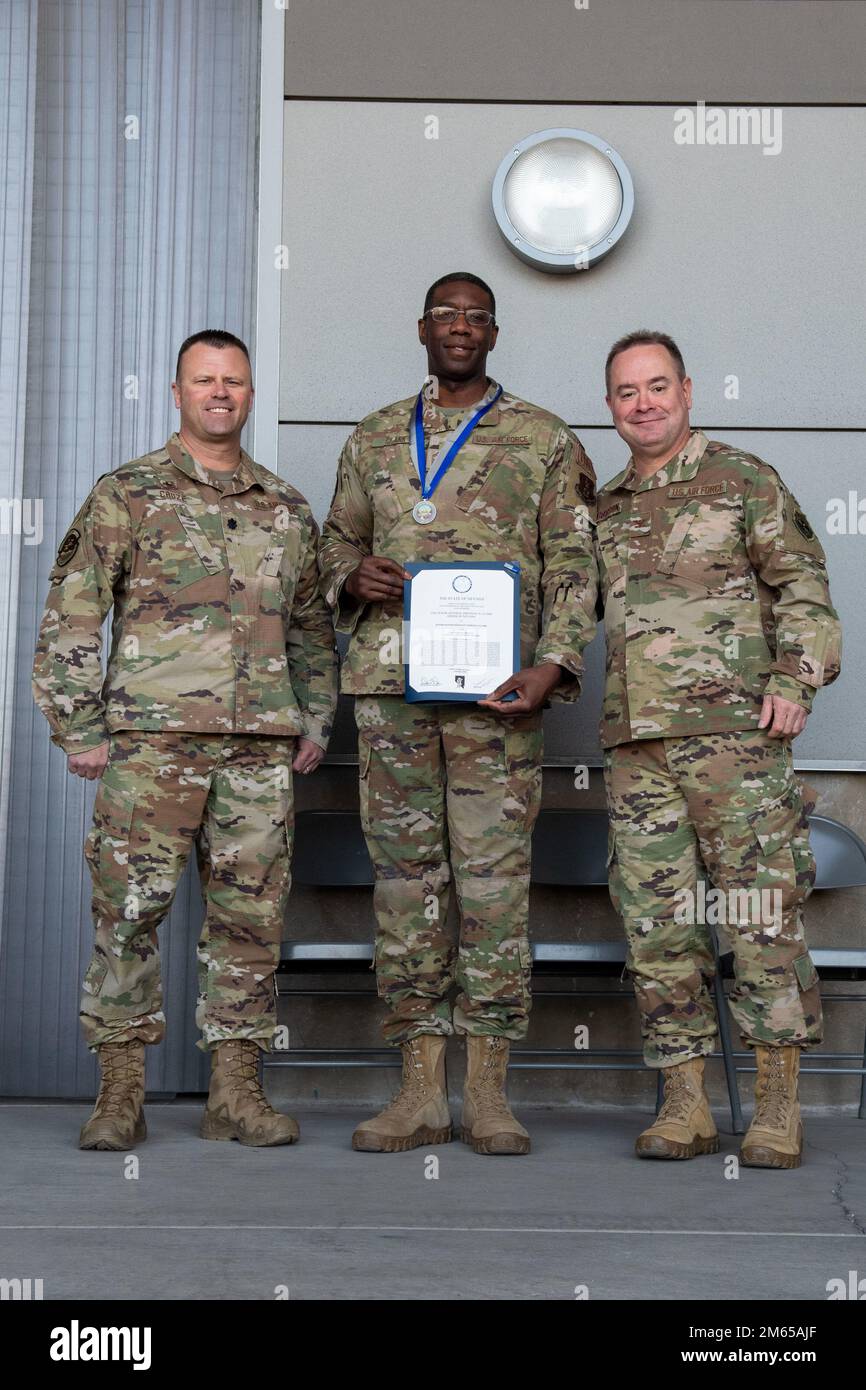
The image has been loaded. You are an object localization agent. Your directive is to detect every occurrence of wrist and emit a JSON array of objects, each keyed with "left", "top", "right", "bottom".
[
  {"left": 344, "top": 566, "right": 361, "bottom": 599},
  {"left": 535, "top": 662, "right": 562, "bottom": 690}
]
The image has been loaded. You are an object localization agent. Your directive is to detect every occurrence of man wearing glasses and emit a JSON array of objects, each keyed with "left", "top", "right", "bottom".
[{"left": 319, "top": 273, "right": 597, "bottom": 1156}]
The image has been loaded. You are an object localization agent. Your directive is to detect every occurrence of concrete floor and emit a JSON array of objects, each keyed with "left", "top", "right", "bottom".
[{"left": 1, "top": 1102, "right": 864, "bottom": 1301}]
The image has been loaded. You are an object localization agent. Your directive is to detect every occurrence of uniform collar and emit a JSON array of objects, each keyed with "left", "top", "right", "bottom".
[
  {"left": 419, "top": 377, "right": 502, "bottom": 434},
  {"left": 619, "top": 429, "right": 709, "bottom": 492},
  {"left": 165, "top": 433, "right": 263, "bottom": 496}
]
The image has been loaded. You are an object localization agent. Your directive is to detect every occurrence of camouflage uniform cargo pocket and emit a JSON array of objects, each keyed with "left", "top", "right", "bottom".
[
  {"left": 133, "top": 501, "right": 221, "bottom": 592},
  {"left": 88, "top": 777, "right": 135, "bottom": 889},
  {"left": 747, "top": 785, "right": 816, "bottom": 894},
  {"left": 455, "top": 453, "right": 537, "bottom": 545},
  {"left": 504, "top": 725, "right": 543, "bottom": 834},
  {"left": 660, "top": 500, "right": 736, "bottom": 594},
  {"left": 793, "top": 953, "right": 820, "bottom": 992},
  {"left": 82, "top": 951, "right": 108, "bottom": 996},
  {"left": 365, "top": 438, "right": 408, "bottom": 533}
]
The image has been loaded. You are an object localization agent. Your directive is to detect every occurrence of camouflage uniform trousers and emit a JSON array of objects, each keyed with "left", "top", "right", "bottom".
[
  {"left": 80, "top": 732, "right": 294, "bottom": 1052},
  {"left": 354, "top": 697, "right": 543, "bottom": 1044},
  {"left": 604, "top": 730, "right": 822, "bottom": 1067}
]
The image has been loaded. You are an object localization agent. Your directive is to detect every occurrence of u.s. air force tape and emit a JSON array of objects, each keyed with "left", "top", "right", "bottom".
[{"left": 56, "top": 529, "right": 81, "bottom": 565}]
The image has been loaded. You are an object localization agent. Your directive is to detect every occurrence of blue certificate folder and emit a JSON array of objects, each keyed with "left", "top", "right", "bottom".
[{"left": 403, "top": 561, "right": 520, "bottom": 703}]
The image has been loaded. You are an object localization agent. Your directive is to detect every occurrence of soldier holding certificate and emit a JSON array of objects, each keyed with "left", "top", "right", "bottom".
[{"left": 319, "top": 273, "right": 597, "bottom": 1156}]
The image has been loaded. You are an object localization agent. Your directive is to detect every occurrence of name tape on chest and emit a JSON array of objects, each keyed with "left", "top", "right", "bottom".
[
  {"left": 598, "top": 502, "right": 623, "bottom": 523},
  {"left": 382, "top": 432, "right": 532, "bottom": 449}
]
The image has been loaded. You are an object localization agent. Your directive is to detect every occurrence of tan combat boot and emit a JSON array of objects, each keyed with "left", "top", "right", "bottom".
[
  {"left": 462, "top": 1035, "right": 530, "bottom": 1156},
  {"left": 352, "top": 1035, "right": 451, "bottom": 1152},
  {"left": 200, "top": 1039, "right": 299, "bottom": 1146},
  {"left": 740, "top": 1045, "right": 803, "bottom": 1169},
  {"left": 635, "top": 1057, "right": 719, "bottom": 1159},
  {"left": 79, "top": 1040, "right": 147, "bottom": 1151}
]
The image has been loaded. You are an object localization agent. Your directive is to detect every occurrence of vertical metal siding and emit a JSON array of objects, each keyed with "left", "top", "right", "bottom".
[{"left": 0, "top": 0, "right": 260, "bottom": 1097}]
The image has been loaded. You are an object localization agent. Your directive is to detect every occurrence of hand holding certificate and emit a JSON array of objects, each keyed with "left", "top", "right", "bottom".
[{"left": 403, "top": 562, "right": 520, "bottom": 703}]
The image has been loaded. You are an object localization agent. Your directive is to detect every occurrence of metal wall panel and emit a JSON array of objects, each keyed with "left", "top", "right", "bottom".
[
  {"left": 284, "top": 0, "right": 866, "bottom": 105},
  {"left": 0, "top": 0, "right": 38, "bottom": 957},
  {"left": 280, "top": 102, "right": 865, "bottom": 429}
]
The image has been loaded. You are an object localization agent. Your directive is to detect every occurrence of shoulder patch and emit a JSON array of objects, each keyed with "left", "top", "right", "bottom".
[
  {"left": 578, "top": 473, "right": 596, "bottom": 505},
  {"left": 56, "top": 529, "right": 81, "bottom": 566},
  {"left": 793, "top": 509, "right": 815, "bottom": 541}
]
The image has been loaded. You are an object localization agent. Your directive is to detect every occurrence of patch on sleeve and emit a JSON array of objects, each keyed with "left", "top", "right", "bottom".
[
  {"left": 578, "top": 473, "right": 596, "bottom": 505},
  {"left": 793, "top": 509, "right": 815, "bottom": 541},
  {"left": 56, "top": 529, "right": 81, "bottom": 566},
  {"left": 781, "top": 489, "right": 825, "bottom": 558}
]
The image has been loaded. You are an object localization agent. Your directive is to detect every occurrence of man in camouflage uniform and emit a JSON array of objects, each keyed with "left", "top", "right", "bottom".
[
  {"left": 33, "top": 330, "right": 337, "bottom": 1150},
  {"left": 598, "top": 330, "right": 841, "bottom": 1168},
  {"left": 319, "top": 273, "right": 597, "bottom": 1155}
]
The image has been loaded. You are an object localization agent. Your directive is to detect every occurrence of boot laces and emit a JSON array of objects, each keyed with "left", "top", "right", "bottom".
[
  {"left": 657, "top": 1068, "right": 693, "bottom": 1125},
  {"left": 98, "top": 1044, "right": 141, "bottom": 1117},
  {"left": 388, "top": 1041, "right": 432, "bottom": 1116},
  {"left": 472, "top": 1038, "right": 514, "bottom": 1121},
  {"left": 224, "top": 1044, "right": 273, "bottom": 1116},
  {"left": 754, "top": 1048, "right": 791, "bottom": 1130}
]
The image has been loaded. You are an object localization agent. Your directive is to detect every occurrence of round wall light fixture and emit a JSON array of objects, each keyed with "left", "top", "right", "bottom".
[{"left": 492, "top": 128, "right": 634, "bottom": 273}]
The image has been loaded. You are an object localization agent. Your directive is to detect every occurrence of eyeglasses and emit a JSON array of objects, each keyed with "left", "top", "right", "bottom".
[{"left": 424, "top": 306, "right": 495, "bottom": 327}]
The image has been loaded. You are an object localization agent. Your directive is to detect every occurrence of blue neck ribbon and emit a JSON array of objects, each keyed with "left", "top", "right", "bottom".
[{"left": 413, "top": 384, "right": 503, "bottom": 499}]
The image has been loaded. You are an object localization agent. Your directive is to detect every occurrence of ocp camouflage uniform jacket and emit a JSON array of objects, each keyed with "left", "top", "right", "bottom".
[
  {"left": 32, "top": 435, "right": 338, "bottom": 753},
  {"left": 596, "top": 429, "right": 841, "bottom": 748},
  {"left": 318, "top": 380, "right": 598, "bottom": 696}
]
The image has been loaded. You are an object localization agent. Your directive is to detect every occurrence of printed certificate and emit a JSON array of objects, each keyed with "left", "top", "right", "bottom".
[{"left": 403, "top": 562, "right": 520, "bottom": 702}]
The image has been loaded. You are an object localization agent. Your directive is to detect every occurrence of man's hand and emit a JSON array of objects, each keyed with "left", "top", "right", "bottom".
[
  {"left": 67, "top": 741, "right": 110, "bottom": 780},
  {"left": 478, "top": 663, "right": 563, "bottom": 717},
  {"left": 293, "top": 737, "right": 325, "bottom": 775},
  {"left": 345, "top": 556, "right": 410, "bottom": 604},
  {"left": 759, "top": 693, "right": 808, "bottom": 740}
]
